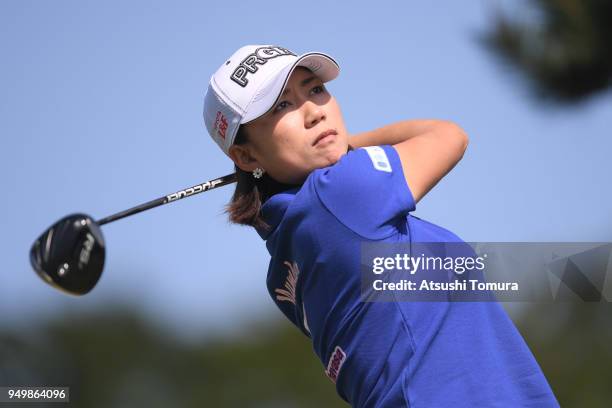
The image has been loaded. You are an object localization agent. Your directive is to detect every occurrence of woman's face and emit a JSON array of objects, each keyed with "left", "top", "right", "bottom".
[{"left": 228, "top": 67, "right": 349, "bottom": 185}]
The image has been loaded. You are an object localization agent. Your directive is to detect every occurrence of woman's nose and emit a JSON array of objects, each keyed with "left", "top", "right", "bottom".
[{"left": 304, "top": 101, "right": 325, "bottom": 128}]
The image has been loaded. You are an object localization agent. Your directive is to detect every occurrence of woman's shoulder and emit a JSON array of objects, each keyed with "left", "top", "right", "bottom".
[{"left": 299, "top": 146, "right": 416, "bottom": 240}]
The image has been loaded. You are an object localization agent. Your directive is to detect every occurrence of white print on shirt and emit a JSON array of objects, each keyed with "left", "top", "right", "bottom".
[
  {"left": 275, "top": 261, "right": 299, "bottom": 305},
  {"left": 326, "top": 346, "right": 347, "bottom": 384},
  {"left": 362, "top": 146, "right": 392, "bottom": 173},
  {"left": 302, "top": 303, "right": 310, "bottom": 335}
]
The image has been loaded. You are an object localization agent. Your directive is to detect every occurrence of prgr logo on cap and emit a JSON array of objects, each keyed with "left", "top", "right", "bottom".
[
  {"left": 230, "top": 46, "right": 296, "bottom": 87},
  {"left": 325, "top": 346, "right": 346, "bottom": 384}
]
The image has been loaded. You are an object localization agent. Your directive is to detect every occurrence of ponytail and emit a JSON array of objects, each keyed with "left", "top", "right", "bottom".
[{"left": 224, "top": 127, "right": 296, "bottom": 232}]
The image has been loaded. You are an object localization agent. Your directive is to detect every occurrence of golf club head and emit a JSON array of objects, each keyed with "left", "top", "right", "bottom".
[{"left": 30, "top": 213, "right": 105, "bottom": 295}]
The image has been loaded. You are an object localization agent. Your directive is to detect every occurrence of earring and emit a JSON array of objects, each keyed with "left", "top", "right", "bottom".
[{"left": 252, "top": 168, "right": 265, "bottom": 179}]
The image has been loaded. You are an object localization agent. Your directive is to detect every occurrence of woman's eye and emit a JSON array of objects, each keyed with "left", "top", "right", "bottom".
[
  {"left": 274, "top": 101, "right": 290, "bottom": 112},
  {"left": 312, "top": 85, "right": 325, "bottom": 94},
  {"left": 274, "top": 85, "right": 325, "bottom": 113}
]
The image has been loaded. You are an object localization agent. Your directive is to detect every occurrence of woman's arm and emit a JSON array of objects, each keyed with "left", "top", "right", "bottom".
[
  {"left": 349, "top": 119, "right": 448, "bottom": 148},
  {"left": 349, "top": 120, "right": 469, "bottom": 204}
]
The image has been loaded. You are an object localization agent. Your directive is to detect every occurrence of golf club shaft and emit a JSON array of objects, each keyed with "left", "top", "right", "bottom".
[{"left": 96, "top": 173, "right": 237, "bottom": 226}]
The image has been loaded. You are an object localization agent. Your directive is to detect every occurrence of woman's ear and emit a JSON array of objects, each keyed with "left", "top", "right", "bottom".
[{"left": 228, "top": 144, "right": 261, "bottom": 173}]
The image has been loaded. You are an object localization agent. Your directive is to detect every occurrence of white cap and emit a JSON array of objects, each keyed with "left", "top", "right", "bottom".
[{"left": 203, "top": 44, "right": 340, "bottom": 156}]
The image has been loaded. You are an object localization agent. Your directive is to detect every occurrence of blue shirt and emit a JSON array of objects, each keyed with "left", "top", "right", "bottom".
[{"left": 256, "top": 145, "right": 559, "bottom": 407}]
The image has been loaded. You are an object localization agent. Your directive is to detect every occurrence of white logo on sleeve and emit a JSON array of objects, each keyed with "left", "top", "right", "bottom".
[{"left": 363, "top": 146, "right": 392, "bottom": 173}]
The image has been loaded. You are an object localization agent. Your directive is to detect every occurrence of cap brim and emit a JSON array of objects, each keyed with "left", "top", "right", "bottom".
[{"left": 242, "top": 52, "right": 340, "bottom": 124}]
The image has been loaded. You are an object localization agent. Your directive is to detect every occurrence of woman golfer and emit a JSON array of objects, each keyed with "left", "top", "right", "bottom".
[{"left": 203, "top": 44, "right": 559, "bottom": 407}]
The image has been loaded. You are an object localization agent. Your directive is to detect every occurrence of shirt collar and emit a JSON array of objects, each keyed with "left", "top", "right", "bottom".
[{"left": 255, "top": 187, "right": 300, "bottom": 240}]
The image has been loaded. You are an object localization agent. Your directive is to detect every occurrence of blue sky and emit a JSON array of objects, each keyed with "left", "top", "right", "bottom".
[{"left": 1, "top": 0, "right": 611, "bottom": 340}]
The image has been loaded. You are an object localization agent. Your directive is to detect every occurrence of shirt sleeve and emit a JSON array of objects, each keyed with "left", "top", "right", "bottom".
[{"left": 312, "top": 144, "right": 416, "bottom": 239}]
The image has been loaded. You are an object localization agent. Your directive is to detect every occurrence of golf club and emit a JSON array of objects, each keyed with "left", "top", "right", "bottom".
[{"left": 30, "top": 173, "right": 237, "bottom": 296}]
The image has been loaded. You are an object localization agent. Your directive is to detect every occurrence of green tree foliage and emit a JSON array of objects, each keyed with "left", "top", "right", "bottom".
[
  {"left": 2, "top": 304, "right": 611, "bottom": 407},
  {"left": 515, "top": 303, "right": 612, "bottom": 407},
  {"left": 0, "top": 307, "right": 347, "bottom": 408},
  {"left": 480, "top": 0, "right": 612, "bottom": 103}
]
